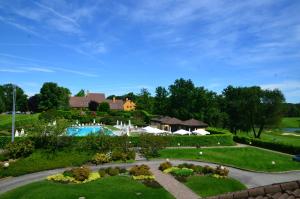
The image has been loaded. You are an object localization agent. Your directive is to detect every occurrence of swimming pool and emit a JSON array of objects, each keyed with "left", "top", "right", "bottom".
[{"left": 66, "top": 126, "right": 115, "bottom": 136}]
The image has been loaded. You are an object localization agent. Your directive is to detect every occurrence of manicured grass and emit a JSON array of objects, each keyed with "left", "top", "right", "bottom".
[
  {"left": 105, "top": 125, "right": 119, "bottom": 131},
  {"left": 0, "top": 150, "right": 92, "bottom": 178},
  {"left": 238, "top": 130, "right": 300, "bottom": 148},
  {"left": 0, "top": 114, "right": 40, "bottom": 135},
  {"left": 159, "top": 147, "right": 300, "bottom": 172},
  {"left": 0, "top": 176, "right": 174, "bottom": 199},
  {"left": 280, "top": 117, "right": 300, "bottom": 128},
  {"left": 185, "top": 175, "right": 246, "bottom": 197}
]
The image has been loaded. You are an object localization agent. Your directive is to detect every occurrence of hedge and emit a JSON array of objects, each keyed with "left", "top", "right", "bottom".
[
  {"left": 0, "top": 128, "right": 234, "bottom": 149},
  {"left": 233, "top": 135, "right": 300, "bottom": 155}
]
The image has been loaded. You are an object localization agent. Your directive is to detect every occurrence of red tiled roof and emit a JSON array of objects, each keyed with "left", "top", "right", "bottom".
[
  {"left": 86, "top": 93, "right": 105, "bottom": 102},
  {"left": 206, "top": 180, "right": 300, "bottom": 199}
]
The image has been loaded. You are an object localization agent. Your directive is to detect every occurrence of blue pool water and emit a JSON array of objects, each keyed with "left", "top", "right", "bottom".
[{"left": 66, "top": 126, "right": 115, "bottom": 136}]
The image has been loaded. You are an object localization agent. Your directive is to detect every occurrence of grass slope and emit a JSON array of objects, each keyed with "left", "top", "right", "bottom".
[
  {"left": 280, "top": 117, "right": 300, "bottom": 128},
  {"left": 185, "top": 176, "right": 246, "bottom": 197},
  {"left": 0, "top": 177, "right": 174, "bottom": 199},
  {"left": 0, "top": 150, "right": 92, "bottom": 178},
  {"left": 159, "top": 147, "right": 300, "bottom": 172}
]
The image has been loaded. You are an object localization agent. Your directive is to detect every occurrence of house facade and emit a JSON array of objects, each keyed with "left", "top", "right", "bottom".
[{"left": 69, "top": 93, "right": 136, "bottom": 111}]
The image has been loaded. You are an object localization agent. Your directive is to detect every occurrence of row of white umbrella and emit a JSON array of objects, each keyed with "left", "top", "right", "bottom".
[{"left": 141, "top": 126, "right": 210, "bottom": 135}]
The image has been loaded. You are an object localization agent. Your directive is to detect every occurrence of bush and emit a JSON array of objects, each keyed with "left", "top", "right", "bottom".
[
  {"left": 139, "top": 134, "right": 169, "bottom": 159},
  {"left": 118, "top": 167, "right": 127, "bottom": 174},
  {"left": 98, "top": 169, "right": 106, "bottom": 177},
  {"left": 111, "top": 150, "right": 126, "bottom": 161},
  {"left": 233, "top": 135, "right": 300, "bottom": 154},
  {"left": 172, "top": 168, "right": 194, "bottom": 177},
  {"left": 177, "top": 163, "right": 203, "bottom": 173},
  {"left": 142, "top": 180, "right": 162, "bottom": 188},
  {"left": 107, "top": 167, "right": 120, "bottom": 176},
  {"left": 214, "top": 165, "right": 229, "bottom": 177},
  {"left": 91, "top": 153, "right": 111, "bottom": 165},
  {"left": 159, "top": 161, "right": 172, "bottom": 171},
  {"left": 71, "top": 167, "right": 91, "bottom": 181},
  {"left": 129, "top": 164, "right": 151, "bottom": 176},
  {"left": 203, "top": 165, "right": 215, "bottom": 174},
  {"left": 175, "top": 176, "right": 187, "bottom": 182},
  {"left": 63, "top": 169, "right": 74, "bottom": 177},
  {"left": 5, "top": 140, "right": 34, "bottom": 159}
]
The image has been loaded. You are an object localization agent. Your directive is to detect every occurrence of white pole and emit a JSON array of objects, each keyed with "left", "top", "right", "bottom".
[{"left": 11, "top": 85, "right": 16, "bottom": 143}]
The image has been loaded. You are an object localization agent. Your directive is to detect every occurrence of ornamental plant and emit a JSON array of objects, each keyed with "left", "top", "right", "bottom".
[
  {"left": 129, "top": 164, "right": 152, "bottom": 176},
  {"left": 172, "top": 168, "right": 194, "bottom": 177},
  {"left": 91, "top": 153, "right": 111, "bottom": 165},
  {"left": 5, "top": 140, "right": 34, "bottom": 159},
  {"left": 159, "top": 161, "right": 172, "bottom": 171}
]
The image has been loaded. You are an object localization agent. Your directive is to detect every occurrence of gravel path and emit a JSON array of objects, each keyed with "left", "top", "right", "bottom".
[{"left": 1, "top": 159, "right": 300, "bottom": 196}]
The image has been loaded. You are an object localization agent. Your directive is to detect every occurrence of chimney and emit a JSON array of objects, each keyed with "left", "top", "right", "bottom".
[{"left": 113, "top": 97, "right": 116, "bottom": 103}]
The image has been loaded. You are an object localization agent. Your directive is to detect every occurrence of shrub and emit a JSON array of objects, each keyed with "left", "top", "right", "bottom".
[
  {"left": 107, "top": 167, "right": 119, "bottom": 176},
  {"left": 177, "top": 163, "right": 203, "bottom": 173},
  {"left": 129, "top": 164, "right": 151, "bottom": 176},
  {"left": 63, "top": 169, "right": 74, "bottom": 177},
  {"left": 132, "top": 175, "right": 155, "bottom": 180},
  {"left": 172, "top": 168, "right": 194, "bottom": 177},
  {"left": 139, "top": 134, "right": 169, "bottom": 159},
  {"left": 91, "top": 153, "right": 111, "bottom": 165},
  {"left": 71, "top": 167, "right": 91, "bottom": 181},
  {"left": 5, "top": 140, "right": 34, "bottom": 159},
  {"left": 127, "top": 150, "right": 136, "bottom": 160},
  {"left": 98, "top": 169, "right": 106, "bottom": 177},
  {"left": 119, "top": 167, "right": 127, "bottom": 174},
  {"left": 214, "top": 165, "right": 229, "bottom": 177},
  {"left": 142, "top": 180, "right": 162, "bottom": 188},
  {"left": 163, "top": 167, "right": 179, "bottom": 173},
  {"left": 159, "top": 161, "right": 172, "bottom": 171},
  {"left": 203, "top": 165, "right": 215, "bottom": 174},
  {"left": 175, "top": 176, "right": 187, "bottom": 182},
  {"left": 111, "top": 150, "right": 126, "bottom": 161}
]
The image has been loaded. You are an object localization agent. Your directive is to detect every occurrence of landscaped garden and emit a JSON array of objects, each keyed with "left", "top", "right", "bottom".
[
  {"left": 159, "top": 147, "right": 300, "bottom": 172},
  {"left": 158, "top": 161, "right": 246, "bottom": 197},
  {"left": 0, "top": 176, "right": 174, "bottom": 199}
]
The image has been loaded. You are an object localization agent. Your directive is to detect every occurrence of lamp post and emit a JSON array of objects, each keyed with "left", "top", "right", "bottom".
[{"left": 11, "top": 85, "right": 16, "bottom": 143}]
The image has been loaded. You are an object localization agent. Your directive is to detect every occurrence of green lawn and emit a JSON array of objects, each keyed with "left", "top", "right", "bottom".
[
  {"left": 0, "top": 176, "right": 174, "bottom": 199},
  {"left": 104, "top": 125, "right": 119, "bottom": 131},
  {"left": 159, "top": 147, "right": 300, "bottom": 172},
  {"left": 238, "top": 130, "right": 300, "bottom": 148},
  {"left": 185, "top": 176, "right": 246, "bottom": 197},
  {"left": 0, "top": 114, "right": 40, "bottom": 135},
  {"left": 280, "top": 117, "right": 300, "bottom": 128},
  {"left": 0, "top": 150, "right": 92, "bottom": 178}
]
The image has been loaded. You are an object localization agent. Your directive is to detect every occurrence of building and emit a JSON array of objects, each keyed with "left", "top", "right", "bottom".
[
  {"left": 69, "top": 93, "right": 136, "bottom": 111},
  {"left": 206, "top": 180, "right": 300, "bottom": 199},
  {"left": 151, "top": 116, "right": 208, "bottom": 132},
  {"left": 123, "top": 98, "right": 136, "bottom": 111}
]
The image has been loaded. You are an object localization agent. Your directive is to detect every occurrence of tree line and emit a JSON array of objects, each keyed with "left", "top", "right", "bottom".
[{"left": 0, "top": 79, "right": 297, "bottom": 138}]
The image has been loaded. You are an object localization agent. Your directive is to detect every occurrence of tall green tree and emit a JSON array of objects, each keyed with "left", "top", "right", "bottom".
[
  {"left": 28, "top": 94, "right": 40, "bottom": 113},
  {"left": 169, "top": 78, "right": 195, "bottom": 120},
  {"left": 0, "top": 85, "right": 5, "bottom": 113},
  {"left": 2, "top": 84, "right": 28, "bottom": 112},
  {"left": 153, "top": 86, "right": 169, "bottom": 115},
  {"left": 38, "top": 82, "right": 70, "bottom": 111},
  {"left": 136, "top": 88, "right": 153, "bottom": 112},
  {"left": 98, "top": 102, "right": 110, "bottom": 112},
  {"left": 75, "top": 89, "right": 85, "bottom": 97}
]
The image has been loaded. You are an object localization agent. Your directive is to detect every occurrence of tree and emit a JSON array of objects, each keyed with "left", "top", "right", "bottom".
[
  {"left": 28, "top": 94, "right": 40, "bottom": 113},
  {"left": 98, "top": 102, "right": 110, "bottom": 112},
  {"left": 2, "top": 84, "right": 28, "bottom": 112},
  {"left": 153, "top": 86, "right": 169, "bottom": 115},
  {"left": 88, "top": 100, "right": 99, "bottom": 111},
  {"left": 38, "top": 82, "right": 71, "bottom": 111},
  {"left": 0, "top": 85, "right": 5, "bottom": 113},
  {"left": 169, "top": 78, "right": 195, "bottom": 120},
  {"left": 136, "top": 88, "right": 153, "bottom": 112},
  {"left": 75, "top": 89, "right": 85, "bottom": 97}
]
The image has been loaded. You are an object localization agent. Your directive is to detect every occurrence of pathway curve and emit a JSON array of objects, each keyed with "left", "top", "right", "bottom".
[
  {"left": 149, "top": 164, "right": 200, "bottom": 199},
  {"left": 1, "top": 160, "right": 300, "bottom": 196}
]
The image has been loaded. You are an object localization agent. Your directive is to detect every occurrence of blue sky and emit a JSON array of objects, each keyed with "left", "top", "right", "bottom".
[{"left": 0, "top": 0, "right": 299, "bottom": 102}]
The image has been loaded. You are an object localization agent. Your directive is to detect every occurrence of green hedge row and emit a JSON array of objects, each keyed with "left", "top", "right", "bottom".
[
  {"left": 233, "top": 135, "right": 300, "bottom": 155},
  {"left": 0, "top": 128, "right": 234, "bottom": 149}
]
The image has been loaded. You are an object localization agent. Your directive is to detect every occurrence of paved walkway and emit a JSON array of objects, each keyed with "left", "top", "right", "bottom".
[
  {"left": 1, "top": 160, "right": 300, "bottom": 196},
  {"left": 149, "top": 164, "right": 200, "bottom": 199}
]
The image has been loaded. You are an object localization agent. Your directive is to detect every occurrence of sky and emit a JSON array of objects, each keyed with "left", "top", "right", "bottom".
[{"left": 0, "top": 0, "right": 299, "bottom": 103}]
